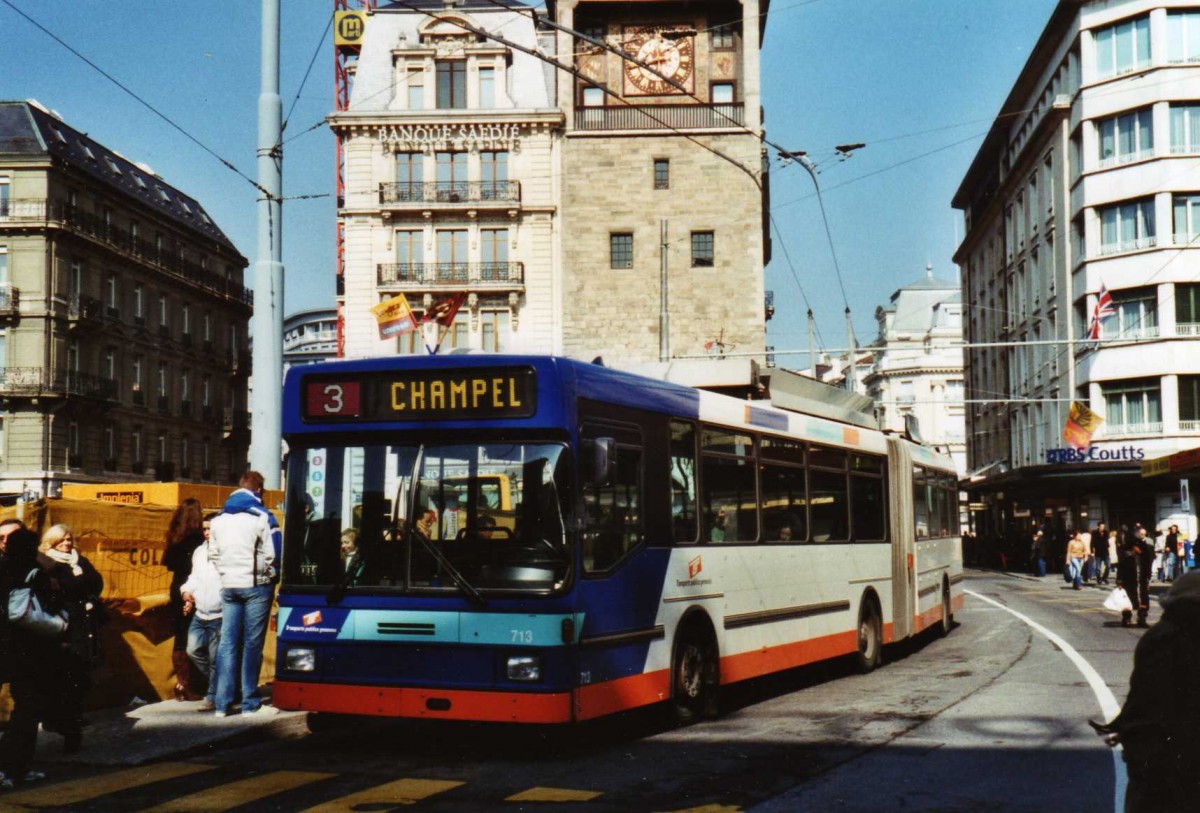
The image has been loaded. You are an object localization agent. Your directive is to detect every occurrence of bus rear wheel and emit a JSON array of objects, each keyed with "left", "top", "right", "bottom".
[
  {"left": 671, "top": 625, "right": 719, "bottom": 724},
  {"left": 855, "top": 600, "right": 883, "bottom": 673}
]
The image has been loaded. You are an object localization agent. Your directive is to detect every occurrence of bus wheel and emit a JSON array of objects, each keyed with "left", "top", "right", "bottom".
[
  {"left": 855, "top": 600, "right": 883, "bottom": 673},
  {"left": 939, "top": 582, "right": 953, "bottom": 637},
  {"left": 671, "top": 625, "right": 718, "bottom": 724}
]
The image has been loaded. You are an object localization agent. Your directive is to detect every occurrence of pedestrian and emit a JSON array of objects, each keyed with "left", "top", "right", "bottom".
[
  {"left": 0, "top": 528, "right": 68, "bottom": 789},
  {"left": 162, "top": 498, "right": 205, "bottom": 701},
  {"left": 0, "top": 518, "right": 22, "bottom": 693},
  {"left": 1094, "top": 522, "right": 1110, "bottom": 585},
  {"left": 1117, "top": 525, "right": 1154, "bottom": 628},
  {"left": 1093, "top": 571, "right": 1200, "bottom": 810},
  {"left": 180, "top": 513, "right": 223, "bottom": 713},
  {"left": 1030, "top": 529, "right": 1046, "bottom": 577},
  {"left": 38, "top": 524, "right": 104, "bottom": 753},
  {"left": 1154, "top": 528, "right": 1168, "bottom": 582},
  {"left": 1066, "top": 530, "right": 1087, "bottom": 590},
  {"left": 208, "top": 471, "right": 280, "bottom": 716},
  {"left": 1165, "top": 525, "right": 1180, "bottom": 582}
]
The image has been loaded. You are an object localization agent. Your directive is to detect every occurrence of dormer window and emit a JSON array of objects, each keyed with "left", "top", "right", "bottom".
[
  {"left": 82, "top": 143, "right": 96, "bottom": 161},
  {"left": 436, "top": 61, "right": 467, "bottom": 109},
  {"left": 105, "top": 156, "right": 121, "bottom": 175},
  {"left": 156, "top": 186, "right": 171, "bottom": 204}
]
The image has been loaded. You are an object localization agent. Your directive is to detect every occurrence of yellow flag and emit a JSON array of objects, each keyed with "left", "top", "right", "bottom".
[{"left": 1063, "top": 401, "right": 1103, "bottom": 450}]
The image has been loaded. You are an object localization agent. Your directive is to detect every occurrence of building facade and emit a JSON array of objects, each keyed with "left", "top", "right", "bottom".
[
  {"left": 0, "top": 101, "right": 251, "bottom": 498},
  {"left": 555, "top": 0, "right": 771, "bottom": 362},
  {"left": 283, "top": 308, "right": 339, "bottom": 374},
  {"left": 954, "top": 1, "right": 1200, "bottom": 550},
  {"left": 332, "top": 1, "right": 563, "bottom": 359},
  {"left": 862, "top": 268, "right": 966, "bottom": 476}
]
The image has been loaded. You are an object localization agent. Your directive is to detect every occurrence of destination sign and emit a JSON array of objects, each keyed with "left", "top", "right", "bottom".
[{"left": 302, "top": 367, "right": 537, "bottom": 422}]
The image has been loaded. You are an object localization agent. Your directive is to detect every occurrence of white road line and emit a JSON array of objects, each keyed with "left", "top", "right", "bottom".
[{"left": 965, "top": 588, "right": 1127, "bottom": 813}]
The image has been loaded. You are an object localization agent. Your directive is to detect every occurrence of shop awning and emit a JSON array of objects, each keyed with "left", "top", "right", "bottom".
[{"left": 1141, "top": 446, "right": 1200, "bottom": 477}]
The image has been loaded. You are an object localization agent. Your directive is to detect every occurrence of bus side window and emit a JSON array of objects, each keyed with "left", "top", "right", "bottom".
[
  {"left": 669, "top": 420, "right": 698, "bottom": 543},
  {"left": 913, "top": 467, "right": 929, "bottom": 539}
]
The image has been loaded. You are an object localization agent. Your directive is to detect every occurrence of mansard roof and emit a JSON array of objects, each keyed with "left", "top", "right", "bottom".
[{"left": 0, "top": 100, "right": 241, "bottom": 256}]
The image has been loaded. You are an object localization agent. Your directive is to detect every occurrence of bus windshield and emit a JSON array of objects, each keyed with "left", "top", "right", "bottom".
[{"left": 284, "top": 442, "right": 572, "bottom": 593}]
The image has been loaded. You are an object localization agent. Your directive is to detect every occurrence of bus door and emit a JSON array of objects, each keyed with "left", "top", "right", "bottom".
[{"left": 886, "top": 437, "right": 916, "bottom": 642}]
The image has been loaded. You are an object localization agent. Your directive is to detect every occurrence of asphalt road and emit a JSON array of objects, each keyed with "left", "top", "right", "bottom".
[{"left": 0, "top": 568, "right": 1150, "bottom": 813}]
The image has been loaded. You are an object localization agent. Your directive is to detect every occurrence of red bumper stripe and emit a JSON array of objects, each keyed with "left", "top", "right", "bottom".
[
  {"left": 274, "top": 680, "right": 573, "bottom": 724},
  {"left": 575, "top": 670, "right": 670, "bottom": 721}
]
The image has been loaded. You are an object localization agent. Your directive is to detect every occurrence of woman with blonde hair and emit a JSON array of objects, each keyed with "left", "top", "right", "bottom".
[{"left": 38, "top": 523, "right": 103, "bottom": 752}]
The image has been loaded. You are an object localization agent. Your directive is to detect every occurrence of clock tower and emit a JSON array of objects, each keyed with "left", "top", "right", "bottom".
[{"left": 552, "top": 0, "right": 770, "bottom": 364}]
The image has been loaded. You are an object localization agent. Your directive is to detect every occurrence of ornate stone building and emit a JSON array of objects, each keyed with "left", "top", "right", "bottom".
[
  {"left": 332, "top": 1, "right": 562, "bottom": 357},
  {"left": 0, "top": 100, "right": 251, "bottom": 498}
]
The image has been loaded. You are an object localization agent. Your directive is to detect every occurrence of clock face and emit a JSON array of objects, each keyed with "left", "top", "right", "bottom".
[{"left": 622, "top": 26, "right": 694, "bottom": 96}]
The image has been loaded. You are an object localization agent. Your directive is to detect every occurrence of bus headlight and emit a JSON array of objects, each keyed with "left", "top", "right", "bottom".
[
  {"left": 286, "top": 647, "right": 316, "bottom": 672},
  {"left": 506, "top": 655, "right": 542, "bottom": 682}
]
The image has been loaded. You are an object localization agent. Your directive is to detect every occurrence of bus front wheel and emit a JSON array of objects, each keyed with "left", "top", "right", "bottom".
[
  {"left": 855, "top": 600, "right": 883, "bottom": 673},
  {"left": 939, "top": 582, "right": 953, "bottom": 637},
  {"left": 671, "top": 624, "right": 719, "bottom": 724}
]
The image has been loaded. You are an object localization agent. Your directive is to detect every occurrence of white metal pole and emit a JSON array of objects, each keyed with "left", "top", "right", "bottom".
[{"left": 249, "top": 0, "right": 284, "bottom": 488}]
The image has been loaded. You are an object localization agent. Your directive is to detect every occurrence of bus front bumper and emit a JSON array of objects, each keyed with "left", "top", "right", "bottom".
[{"left": 274, "top": 679, "right": 574, "bottom": 724}]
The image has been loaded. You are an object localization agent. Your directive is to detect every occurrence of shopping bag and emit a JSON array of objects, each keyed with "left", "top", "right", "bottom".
[
  {"left": 1064, "top": 563, "right": 1073, "bottom": 583},
  {"left": 1103, "top": 587, "right": 1133, "bottom": 613}
]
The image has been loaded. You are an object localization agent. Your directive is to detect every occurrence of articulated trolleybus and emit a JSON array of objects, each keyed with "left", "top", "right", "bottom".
[{"left": 274, "top": 354, "right": 963, "bottom": 724}]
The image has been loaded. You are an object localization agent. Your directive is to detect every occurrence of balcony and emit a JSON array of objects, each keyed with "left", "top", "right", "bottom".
[
  {"left": 0, "top": 367, "right": 118, "bottom": 401},
  {"left": 68, "top": 294, "right": 102, "bottom": 324},
  {"left": 223, "top": 408, "right": 250, "bottom": 438},
  {"left": 379, "top": 181, "right": 521, "bottom": 207},
  {"left": 377, "top": 261, "right": 524, "bottom": 290},
  {"left": 0, "top": 284, "right": 18, "bottom": 318},
  {"left": 1, "top": 199, "right": 253, "bottom": 307},
  {"left": 157, "top": 395, "right": 170, "bottom": 414},
  {"left": 574, "top": 103, "right": 744, "bottom": 132},
  {"left": 1104, "top": 422, "right": 1163, "bottom": 437}
]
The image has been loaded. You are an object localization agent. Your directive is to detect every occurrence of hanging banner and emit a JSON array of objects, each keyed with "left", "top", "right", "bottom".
[
  {"left": 421, "top": 292, "right": 467, "bottom": 327},
  {"left": 371, "top": 294, "right": 418, "bottom": 339},
  {"left": 1063, "top": 400, "right": 1104, "bottom": 451}
]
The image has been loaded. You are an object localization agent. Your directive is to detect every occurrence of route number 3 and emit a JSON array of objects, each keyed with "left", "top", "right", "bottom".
[{"left": 305, "top": 381, "right": 361, "bottom": 418}]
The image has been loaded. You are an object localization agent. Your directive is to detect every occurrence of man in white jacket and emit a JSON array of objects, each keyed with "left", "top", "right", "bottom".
[
  {"left": 180, "top": 514, "right": 223, "bottom": 712},
  {"left": 208, "top": 471, "right": 280, "bottom": 716}
]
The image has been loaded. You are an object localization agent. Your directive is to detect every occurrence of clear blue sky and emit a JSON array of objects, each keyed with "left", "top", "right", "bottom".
[{"left": 0, "top": 0, "right": 1056, "bottom": 356}]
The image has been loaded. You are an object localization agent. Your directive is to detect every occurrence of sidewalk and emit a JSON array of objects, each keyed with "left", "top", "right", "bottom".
[{"left": 32, "top": 695, "right": 308, "bottom": 767}]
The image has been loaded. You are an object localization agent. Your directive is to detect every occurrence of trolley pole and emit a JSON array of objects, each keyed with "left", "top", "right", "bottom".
[{"left": 249, "top": 0, "right": 285, "bottom": 488}]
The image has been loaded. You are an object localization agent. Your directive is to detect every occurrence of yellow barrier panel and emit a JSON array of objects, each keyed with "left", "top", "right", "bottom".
[{"left": 0, "top": 494, "right": 282, "bottom": 721}]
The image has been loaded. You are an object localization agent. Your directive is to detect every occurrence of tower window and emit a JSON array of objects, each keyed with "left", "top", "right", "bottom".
[
  {"left": 654, "top": 159, "right": 670, "bottom": 190},
  {"left": 610, "top": 233, "right": 633, "bottom": 269},
  {"left": 691, "top": 231, "right": 714, "bottom": 267}
]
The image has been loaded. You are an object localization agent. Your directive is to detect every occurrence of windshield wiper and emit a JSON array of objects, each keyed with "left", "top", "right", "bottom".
[{"left": 409, "top": 525, "right": 486, "bottom": 606}]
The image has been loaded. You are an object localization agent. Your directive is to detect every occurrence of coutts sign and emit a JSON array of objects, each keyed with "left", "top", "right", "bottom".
[{"left": 1045, "top": 445, "right": 1146, "bottom": 464}]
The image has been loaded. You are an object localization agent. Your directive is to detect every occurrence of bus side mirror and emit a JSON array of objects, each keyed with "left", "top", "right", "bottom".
[{"left": 590, "top": 437, "right": 616, "bottom": 486}]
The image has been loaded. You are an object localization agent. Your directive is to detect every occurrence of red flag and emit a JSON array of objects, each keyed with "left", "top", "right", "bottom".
[
  {"left": 1085, "top": 283, "right": 1116, "bottom": 340},
  {"left": 421, "top": 292, "right": 466, "bottom": 327}
]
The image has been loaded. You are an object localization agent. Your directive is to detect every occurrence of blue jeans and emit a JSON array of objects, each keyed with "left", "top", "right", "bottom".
[
  {"left": 1069, "top": 557, "right": 1084, "bottom": 588},
  {"left": 215, "top": 585, "right": 273, "bottom": 713},
  {"left": 186, "top": 615, "right": 223, "bottom": 703}
]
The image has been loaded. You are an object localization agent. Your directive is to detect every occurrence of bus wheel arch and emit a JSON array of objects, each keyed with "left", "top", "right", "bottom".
[
  {"left": 670, "top": 609, "right": 720, "bottom": 724},
  {"left": 855, "top": 590, "right": 883, "bottom": 673}
]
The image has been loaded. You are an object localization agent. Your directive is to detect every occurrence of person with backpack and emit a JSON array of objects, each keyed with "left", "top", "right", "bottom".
[{"left": 0, "top": 528, "right": 69, "bottom": 789}]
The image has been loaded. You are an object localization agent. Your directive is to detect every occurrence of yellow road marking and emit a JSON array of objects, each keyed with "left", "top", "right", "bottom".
[
  {"left": 506, "top": 786, "right": 602, "bottom": 802},
  {"left": 0, "top": 763, "right": 215, "bottom": 810},
  {"left": 137, "top": 770, "right": 334, "bottom": 813},
  {"left": 299, "top": 778, "right": 464, "bottom": 811}
]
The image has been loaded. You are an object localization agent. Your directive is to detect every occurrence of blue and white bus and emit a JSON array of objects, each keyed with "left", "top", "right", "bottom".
[{"left": 274, "top": 354, "right": 962, "bottom": 724}]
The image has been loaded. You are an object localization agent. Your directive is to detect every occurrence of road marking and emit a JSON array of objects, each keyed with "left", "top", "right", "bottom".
[
  {"left": 299, "top": 778, "right": 465, "bottom": 811},
  {"left": 657, "top": 806, "right": 743, "bottom": 813},
  {"left": 0, "top": 763, "right": 215, "bottom": 810},
  {"left": 966, "top": 589, "right": 1126, "bottom": 813},
  {"left": 136, "top": 770, "right": 334, "bottom": 813},
  {"left": 506, "top": 787, "right": 602, "bottom": 802}
]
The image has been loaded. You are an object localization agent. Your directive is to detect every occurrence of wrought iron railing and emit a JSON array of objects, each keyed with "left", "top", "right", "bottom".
[
  {"left": 0, "top": 367, "right": 118, "bottom": 400},
  {"left": 377, "top": 261, "right": 524, "bottom": 287},
  {"left": 574, "top": 103, "right": 744, "bottom": 131},
  {"left": 0, "top": 284, "right": 18, "bottom": 314},
  {"left": 378, "top": 181, "right": 521, "bottom": 205},
  {"left": 1, "top": 199, "right": 253, "bottom": 306}
]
